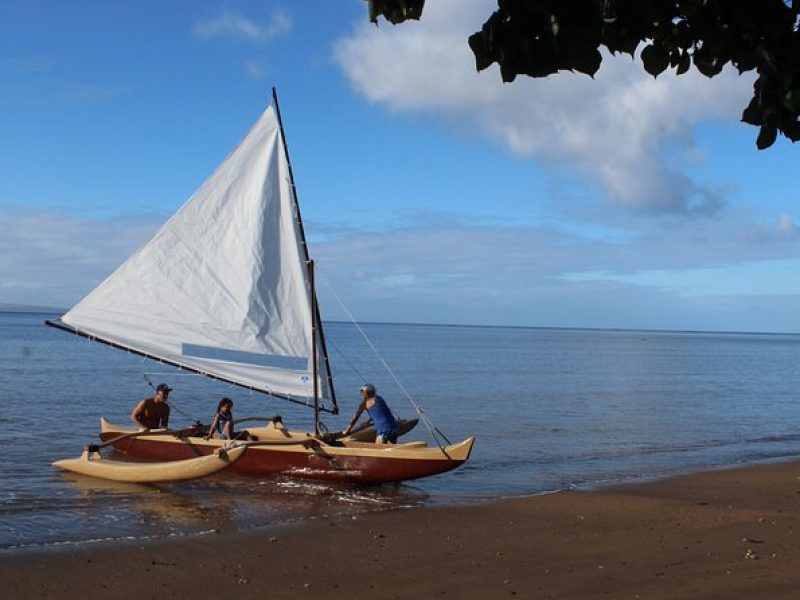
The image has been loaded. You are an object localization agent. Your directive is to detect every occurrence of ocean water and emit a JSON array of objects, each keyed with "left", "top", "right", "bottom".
[{"left": 2, "top": 312, "right": 799, "bottom": 551}]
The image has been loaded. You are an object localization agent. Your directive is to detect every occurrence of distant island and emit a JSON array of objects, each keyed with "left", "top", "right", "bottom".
[{"left": 0, "top": 303, "right": 64, "bottom": 314}]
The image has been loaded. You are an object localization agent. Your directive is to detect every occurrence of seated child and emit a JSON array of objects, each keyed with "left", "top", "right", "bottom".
[{"left": 204, "top": 397, "right": 254, "bottom": 441}]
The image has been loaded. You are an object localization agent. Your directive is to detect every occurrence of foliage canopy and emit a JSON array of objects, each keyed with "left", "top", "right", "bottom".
[{"left": 367, "top": 0, "right": 800, "bottom": 149}]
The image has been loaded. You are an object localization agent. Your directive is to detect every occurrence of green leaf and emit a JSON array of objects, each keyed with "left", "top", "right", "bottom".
[
  {"left": 571, "top": 48, "right": 602, "bottom": 76},
  {"left": 784, "top": 86, "right": 800, "bottom": 113},
  {"left": 468, "top": 32, "right": 493, "bottom": 72},
  {"left": 782, "top": 120, "right": 800, "bottom": 142},
  {"left": 641, "top": 43, "right": 669, "bottom": 77},
  {"left": 756, "top": 122, "right": 778, "bottom": 150},
  {"left": 741, "top": 97, "right": 764, "bottom": 126},
  {"left": 676, "top": 50, "right": 690, "bottom": 75},
  {"left": 693, "top": 51, "right": 723, "bottom": 78},
  {"left": 731, "top": 47, "right": 759, "bottom": 74},
  {"left": 367, "top": 0, "right": 424, "bottom": 25}
]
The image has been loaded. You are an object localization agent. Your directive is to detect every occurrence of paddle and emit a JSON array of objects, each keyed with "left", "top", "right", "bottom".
[
  {"left": 231, "top": 437, "right": 323, "bottom": 448},
  {"left": 230, "top": 429, "right": 349, "bottom": 448},
  {"left": 232, "top": 415, "right": 283, "bottom": 426},
  {"left": 319, "top": 430, "right": 349, "bottom": 444},
  {"left": 346, "top": 420, "right": 372, "bottom": 435},
  {"left": 90, "top": 427, "right": 194, "bottom": 451}
]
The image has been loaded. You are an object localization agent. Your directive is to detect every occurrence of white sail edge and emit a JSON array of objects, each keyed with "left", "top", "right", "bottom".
[
  {"left": 50, "top": 103, "right": 333, "bottom": 406},
  {"left": 45, "top": 318, "right": 335, "bottom": 409}
]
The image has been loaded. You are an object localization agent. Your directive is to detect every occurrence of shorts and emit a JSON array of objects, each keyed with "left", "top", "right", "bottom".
[{"left": 377, "top": 429, "right": 398, "bottom": 444}]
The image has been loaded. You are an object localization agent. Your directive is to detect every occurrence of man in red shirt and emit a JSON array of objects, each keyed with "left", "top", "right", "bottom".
[{"left": 131, "top": 383, "right": 171, "bottom": 430}]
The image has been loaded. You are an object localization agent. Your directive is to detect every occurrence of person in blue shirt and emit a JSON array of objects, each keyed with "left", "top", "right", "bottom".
[{"left": 342, "top": 384, "right": 399, "bottom": 444}]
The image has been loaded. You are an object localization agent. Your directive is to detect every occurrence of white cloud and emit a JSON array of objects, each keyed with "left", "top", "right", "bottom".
[
  {"left": 310, "top": 213, "right": 799, "bottom": 331},
  {"left": 0, "top": 207, "right": 161, "bottom": 308},
  {"left": 333, "top": 0, "right": 755, "bottom": 215},
  {"left": 59, "top": 82, "right": 132, "bottom": 105},
  {"left": 0, "top": 55, "right": 57, "bottom": 75},
  {"left": 244, "top": 59, "right": 267, "bottom": 80},
  {"left": 315, "top": 212, "right": 799, "bottom": 289},
  {"left": 778, "top": 213, "right": 799, "bottom": 236},
  {"left": 194, "top": 8, "right": 291, "bottom": 44},
  {"left": 2, "top": 205, "right": 798, "bottom": 331},
  {"left": 561, "top": 259, "right": 800, "bottom": 297}
]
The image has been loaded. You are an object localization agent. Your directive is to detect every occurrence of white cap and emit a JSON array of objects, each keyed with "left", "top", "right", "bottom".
[{"left": 360, "top": 383, "right": 376, "bottom": 395}]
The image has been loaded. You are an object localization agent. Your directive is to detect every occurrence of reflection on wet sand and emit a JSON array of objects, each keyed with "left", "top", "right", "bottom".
[
  {"left": 57, "top": 471, "right": 232, "bottom": 530},
  {"left": 55, "top": 467, "right": 430, "bottom": 543},
  {"left": 196, "top": 471, "right": 431, "bottom": 524}
]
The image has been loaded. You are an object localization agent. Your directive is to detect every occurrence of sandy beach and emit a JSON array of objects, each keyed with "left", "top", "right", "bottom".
[{"left": 3, "top": 459, "right": 800, "bottom": 599}]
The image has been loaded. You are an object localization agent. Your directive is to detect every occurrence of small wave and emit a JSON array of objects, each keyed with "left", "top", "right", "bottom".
[
  {"left": 1, "top": 528, "right": 222, "bottom": 552},
  {"left": 0, "top": 497, "right": 95, "bottom": 515},
  {"left": 745, "top": 433, "right": 800, "bottom": 444},
  {"left": 333, "top": 493, "right": 414, "bottom": 506},
  {"left": 273, "top": 479, "right": 336, "bottom": 493}
]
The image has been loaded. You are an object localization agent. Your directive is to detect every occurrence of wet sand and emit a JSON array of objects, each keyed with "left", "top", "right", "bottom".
[{"left": 3, "top": 459, "right": 800, "bottom": 599}]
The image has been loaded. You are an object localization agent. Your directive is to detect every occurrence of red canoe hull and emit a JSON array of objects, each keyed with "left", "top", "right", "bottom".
[{"left": 111, "top": 436, "right": 472, "bottom": 484}]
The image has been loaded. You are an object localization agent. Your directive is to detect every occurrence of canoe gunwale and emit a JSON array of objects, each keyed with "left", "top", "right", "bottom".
[{"left": 99, "top": 417, "right": 474, "bottom": 484}]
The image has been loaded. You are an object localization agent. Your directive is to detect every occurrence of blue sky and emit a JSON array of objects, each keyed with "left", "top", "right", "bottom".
[{"left": 1, "top": 0, "right": 798, "bottom": 333}]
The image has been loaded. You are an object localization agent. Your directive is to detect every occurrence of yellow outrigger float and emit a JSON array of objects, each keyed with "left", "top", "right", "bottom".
[{"left": 53, "top": 444, "right": 247, "bottom": 483}]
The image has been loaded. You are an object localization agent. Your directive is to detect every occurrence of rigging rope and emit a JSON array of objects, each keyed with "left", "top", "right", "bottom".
[
  {"left": 143, "top": 374, "right": 198, "bottom": 423},
  {"left": 326, "top": 336, "right": 370, "bottom": 383},
  {"left": 319, "top": 276, "right": 449, "bottom": 449}
]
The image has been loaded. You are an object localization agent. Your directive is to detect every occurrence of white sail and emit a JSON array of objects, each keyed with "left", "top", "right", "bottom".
[{"left": 58, "top": 106, "right": 331, "bottom": 402}]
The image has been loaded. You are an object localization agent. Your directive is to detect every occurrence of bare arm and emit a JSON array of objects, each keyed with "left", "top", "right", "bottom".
[
  {"left": 205, "top": 414, "right": 220, "bottom": 440},
  {"left": 131, "top": 399, "right": 148, "bottom": 429},
  {"left": 342, "top": 400, "right": 367, "bottom": 436}
]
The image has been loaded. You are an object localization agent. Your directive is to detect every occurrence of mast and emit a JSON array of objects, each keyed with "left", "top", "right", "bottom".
[
  {"left": 308, "top": 260, "right": 320, "bottom": 435},
  {"left": 271, "top": 87, "right": 338, "bottom": 416}
]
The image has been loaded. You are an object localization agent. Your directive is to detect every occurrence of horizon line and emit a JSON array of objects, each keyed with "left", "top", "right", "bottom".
[{"left": 3, "top": 306, "right": 797, "bottom": 338}]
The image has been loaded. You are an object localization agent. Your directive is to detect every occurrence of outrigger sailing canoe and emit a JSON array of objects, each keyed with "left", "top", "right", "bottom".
[
  {"left": 98, "top": 418, "right": 473, "bottom": 484},
  {"left": 47, "top": 89, "right": 474, "bottom": 484}
]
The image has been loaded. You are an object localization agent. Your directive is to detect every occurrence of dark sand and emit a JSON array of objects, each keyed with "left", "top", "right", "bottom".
[{"left": 4, "top": 460, "right": 800, "bottom": 599}]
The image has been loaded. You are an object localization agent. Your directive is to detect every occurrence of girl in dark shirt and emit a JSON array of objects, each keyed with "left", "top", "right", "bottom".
[{"left": 205, "top": 397, "right": 252, "bottom": 441}]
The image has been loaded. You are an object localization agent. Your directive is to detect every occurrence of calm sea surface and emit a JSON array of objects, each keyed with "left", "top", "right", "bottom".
[{"left": 2, "top": 312, "right": 799, "bottom": 551}]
